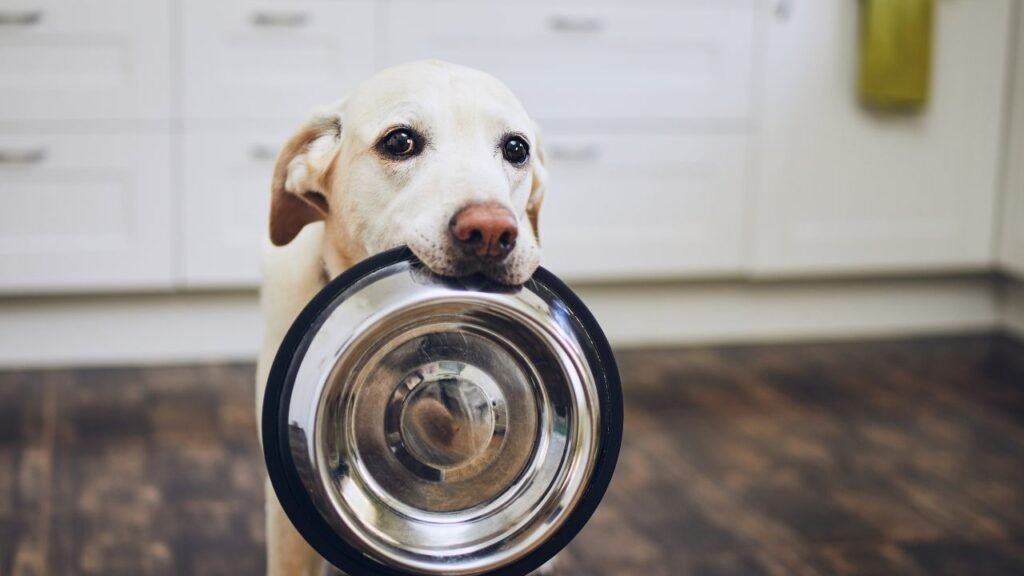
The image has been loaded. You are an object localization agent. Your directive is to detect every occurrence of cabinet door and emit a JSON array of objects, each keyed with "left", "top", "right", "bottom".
[
  {"left": 384, "top": 1, "right": 755, "bottom": 122},
  {"left": 0, "top": 0, "right": 170, "bottom": 121},
  {"left": 182, "top": 129, "right": 290, "bottom": 287},
  {"left": 182, "top": 0, "right": 376, "bottom": 120},
  {"left": 1001, "top": 4, "right": 1024, "bottom": 279},
  {"left": 0, "top": 133, "right": 173, "bottom": 293},
  {"left": 539, "top": 132, "right": 746, "bottom": 280},
  {"left": 751, "top": 0, "right": 1011, "bottom": 275}
]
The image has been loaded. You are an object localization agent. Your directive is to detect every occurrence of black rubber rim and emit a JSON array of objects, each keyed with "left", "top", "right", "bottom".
[{"left": 262, "top": 246, "right": 623, "bottom": 576}]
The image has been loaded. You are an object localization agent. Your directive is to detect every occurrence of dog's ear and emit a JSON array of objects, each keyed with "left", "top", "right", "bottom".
[
  {"left": 527, "top": 124, "right": 547, "bottom": 242},
  {"left": 269, "top": 110, "right": 343, "bottom": 246}
]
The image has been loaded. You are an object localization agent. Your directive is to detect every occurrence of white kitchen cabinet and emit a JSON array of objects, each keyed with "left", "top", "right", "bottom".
[
  {"left": 540, "top": 132, "right": 746, "bottom": 280},
  {"left": 0, "top": 132, "right": 174, "bottom": 293},
  {"left": 0, "top": 0, "right": 171, "bottom": 122},
  {"left": 751, "top": 0, "right": 1011, "bottom": 275},
  {"left": 181, "top": 0, "right": 376, "bottom": 121},
  {"left": 182, "top": 128, "right": 291, "bottom": 287},
  {"left": 180, "top": 129, "right": 749, "bottom": 286},
  {"left": 384, "top": 1, "right": 755, "bottom": 122},
  {"left": 1000, "top": 3, "right": 1024, "bottom": 280}
]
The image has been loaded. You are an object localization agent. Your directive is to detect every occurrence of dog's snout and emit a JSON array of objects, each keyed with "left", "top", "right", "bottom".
[{"left": 449, "top": 203, "right": 518, "bottom": 259}]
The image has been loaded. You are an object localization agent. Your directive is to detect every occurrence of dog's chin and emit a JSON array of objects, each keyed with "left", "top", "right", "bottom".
[{"left": 407, "top": 243, "right": 539, "bottom": 287}]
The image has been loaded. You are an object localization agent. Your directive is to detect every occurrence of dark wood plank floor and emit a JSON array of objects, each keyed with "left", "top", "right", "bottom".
[{"left": 1, "top": 334, "right": 1023, "bottom": 575}]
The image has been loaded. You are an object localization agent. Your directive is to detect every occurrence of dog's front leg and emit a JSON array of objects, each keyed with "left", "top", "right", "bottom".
[
  {"left": 265, "top": 479, "right": 323, "bottom": 576},
  {"left": 533, "top": 557, "right": 557, "bottom": 575}
]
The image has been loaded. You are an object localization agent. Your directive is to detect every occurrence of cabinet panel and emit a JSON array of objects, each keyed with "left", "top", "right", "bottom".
[
  {"left": 385, "top": 1, "right": 755, "bottom": 121},
  {"left": 0, "top": 132, "right": 173, "bottom": 292},
  {"left": 0, "top": 0, "right": 171, "bottom": 121},
  {"left": 182, "top": 129, "right": 290, "bottom": 287},
  {"left": 752, "top": 0, "right": 1011, "bottom": 275},
  {"left": 182, "top": 0, "right": 376, "bottom": 120},
  {"left": 540, "top": 132, "right": 746, "bottom": 280}
]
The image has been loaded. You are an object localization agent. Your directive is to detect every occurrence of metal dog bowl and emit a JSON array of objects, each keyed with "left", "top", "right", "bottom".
[{"left": 263, "top": 247, "right": 622, "bottom": 576}]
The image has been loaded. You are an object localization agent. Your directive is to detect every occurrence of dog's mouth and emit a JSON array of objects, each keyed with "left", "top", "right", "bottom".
[{"left": 406, "top": 238, "right": 538, "bottom": 288}]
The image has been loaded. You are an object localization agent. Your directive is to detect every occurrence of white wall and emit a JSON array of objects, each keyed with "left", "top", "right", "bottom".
[{"left": 1000, "top": 0, "right": 1024, "bottom": 277}]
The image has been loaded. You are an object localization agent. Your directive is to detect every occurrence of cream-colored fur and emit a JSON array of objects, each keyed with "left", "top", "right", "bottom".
[{"left": 257, "top": 61, "right": 552, "bottom": 576}]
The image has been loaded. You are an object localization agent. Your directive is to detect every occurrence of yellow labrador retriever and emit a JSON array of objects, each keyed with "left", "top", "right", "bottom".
[{"left": 256, "top": 61, "right": 551, "bottom": 576}]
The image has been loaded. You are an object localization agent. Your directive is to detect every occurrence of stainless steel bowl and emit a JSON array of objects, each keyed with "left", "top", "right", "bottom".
[{"left": 263, "top": 247, "right": 622, "bottom": 576}]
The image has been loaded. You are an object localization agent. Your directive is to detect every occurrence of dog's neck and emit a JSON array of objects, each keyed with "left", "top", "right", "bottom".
[{"left": 320, "top": 238, "right": 365, "bottom": 286}]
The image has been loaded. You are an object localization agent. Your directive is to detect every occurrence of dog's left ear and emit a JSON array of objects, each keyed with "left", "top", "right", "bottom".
[
  {"left": 269, "top": 108, "right": 343, "bottom": 246},
  {"left": 527, "top": 124, "right": 547, "bottom": 242}
]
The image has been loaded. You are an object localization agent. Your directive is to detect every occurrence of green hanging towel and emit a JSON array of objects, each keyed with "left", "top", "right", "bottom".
[{"left": 858, "top": 0, "right": 934, "bottom": 109}]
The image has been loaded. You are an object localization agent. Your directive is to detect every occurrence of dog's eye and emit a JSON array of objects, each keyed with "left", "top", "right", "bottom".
[
  {"left": 502, "top": 136, "right": 530, "bottom": 165},
  {"left": 379, "top": 128, "right": 420, "bottom": 158}
]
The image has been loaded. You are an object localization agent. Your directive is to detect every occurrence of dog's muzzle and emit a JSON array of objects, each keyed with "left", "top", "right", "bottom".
[{"left": 262, "top": 246, "right": 622, "bottom": 576}]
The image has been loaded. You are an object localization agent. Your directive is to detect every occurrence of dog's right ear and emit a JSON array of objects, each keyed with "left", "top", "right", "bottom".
[{"left": 269, "top": 110, "right": 343, "bottom": 246}]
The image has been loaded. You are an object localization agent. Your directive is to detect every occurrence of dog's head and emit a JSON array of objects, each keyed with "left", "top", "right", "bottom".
[{"left": 269, "top": 60, "right": 547, "bottom": 286}]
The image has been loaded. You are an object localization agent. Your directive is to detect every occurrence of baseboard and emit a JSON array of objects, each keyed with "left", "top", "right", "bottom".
[
  {"left": 0, "top": 291, "right": 262, "bottom": 369},
  {"left": 574, "top": 276, "right": 1000, "bottom": 347},
  {"left": 0, "top": 275, "right": 1004, "bottom": 369},
  {"left": 1003, "top": 278, "right": 1024, "bottom": 339}
]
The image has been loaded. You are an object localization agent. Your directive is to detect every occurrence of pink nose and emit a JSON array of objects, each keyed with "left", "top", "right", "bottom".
[{"left": 449, "top": 203, "right": 518, "bottom": 259}]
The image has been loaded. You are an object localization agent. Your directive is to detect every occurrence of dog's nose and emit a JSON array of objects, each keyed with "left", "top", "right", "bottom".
[{"left": 449, "top": 203, "right": 518, "bottom": 259}]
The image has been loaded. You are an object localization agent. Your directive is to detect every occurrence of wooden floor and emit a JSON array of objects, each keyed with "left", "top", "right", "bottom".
[{"left": 2, "top": 334, "right": 1024, "bottom": 575}]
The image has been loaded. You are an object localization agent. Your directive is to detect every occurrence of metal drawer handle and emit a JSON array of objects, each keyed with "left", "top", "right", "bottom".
[
  {"left": 249, "top": 145, "right": 278, "bottom": 161},
  {"left": 0, "top": 11, "right": 42, "bottom": 26},
  {"left": 0, "top": 148, "right": 46, "bottom": 165},
  {"left": 250, "top": 11, "right": 308, "bottom": 28},
  {"left": 548, "top": 14, "right": 604, "bottom": 33},
  {"left": 548, "top": 144, "right": 600, "bottom": 162}
]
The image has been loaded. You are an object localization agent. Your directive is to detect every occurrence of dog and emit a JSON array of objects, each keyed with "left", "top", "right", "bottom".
[{"left": 256, "top": 60, "right": 552, "bottom": 576}]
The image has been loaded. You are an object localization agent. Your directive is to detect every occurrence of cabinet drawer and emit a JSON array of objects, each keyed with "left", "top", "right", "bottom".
[
  {"left": 0, "top": 132, "right": 173, "bottom": 293},
  {"left": 0, "top": 0, "right": 170, "bottom": 121},
  {"left": 385, "top": 1, "right": 755, "bottom": 121},
  {"left": 182, "top": 129, "right": 288, "bottom": 287},
  {"left": 182, "top": 0, "right": 376, "bottom": 120},
  {"left": 539, "top": 132, "right": 747, "bottom": 280}
]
